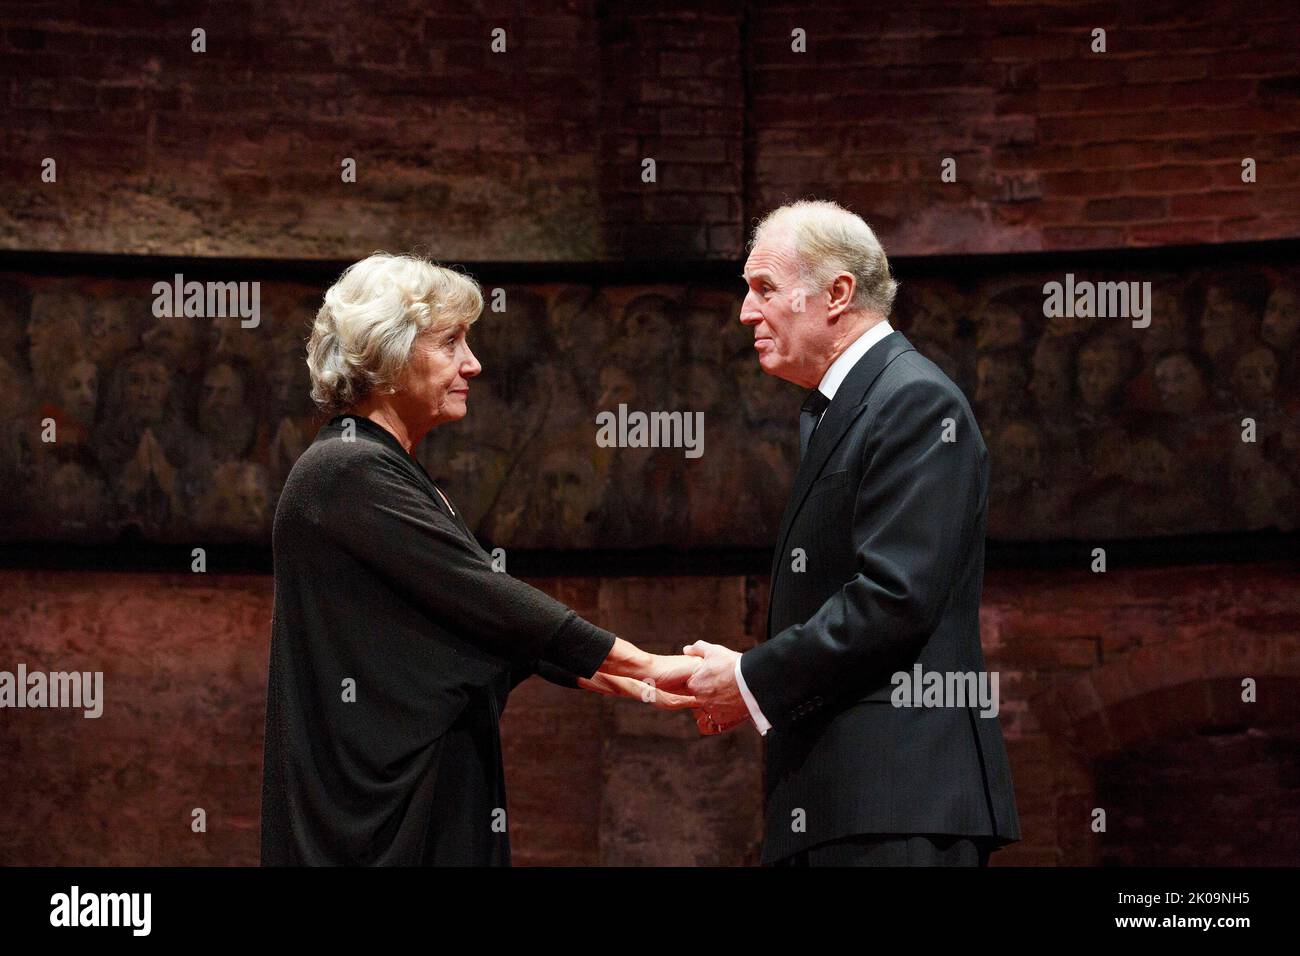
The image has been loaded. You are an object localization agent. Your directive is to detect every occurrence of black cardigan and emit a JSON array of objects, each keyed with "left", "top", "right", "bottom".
[{"left": 259, "top": 414, "right": 615, "bottom": 865}]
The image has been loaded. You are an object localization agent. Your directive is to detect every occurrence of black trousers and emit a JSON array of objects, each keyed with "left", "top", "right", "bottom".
[{"left": 770, "top": 834, "right": 995, "bottom": 867}]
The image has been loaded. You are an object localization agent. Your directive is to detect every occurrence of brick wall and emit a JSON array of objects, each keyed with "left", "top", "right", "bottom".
[
  {"left": 3, "top": 1, "right": 1296, "bottom": 260},
  {"left": 747, "top": 0, "right": 1300, "bottom": 253},
  {"left": 1, "top": 562, "right": 1295, "bottom": 866}
]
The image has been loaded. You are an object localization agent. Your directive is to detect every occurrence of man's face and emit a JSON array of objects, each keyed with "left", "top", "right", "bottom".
[{"left": 741, "top": 232, "right": 832, "bottom": 388}]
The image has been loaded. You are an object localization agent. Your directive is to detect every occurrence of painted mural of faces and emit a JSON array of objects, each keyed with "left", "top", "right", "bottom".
[
  {"left": 87, "top": 299, "right": 140, "bottom": 366},
  {"left": 0, "top": 286, "right": 27, "bottom": 361},
  {"left": 536, "top": 445, "right": 602, "bottom": 544},
  {"left": 975, "top": 303, "right": 1023, "bottom": 353},
  {"left": 1127, "top": 437, "right": 1178, "bottom": 489},
  {"left": 1261, "top": 285, "right": 1299, "bottom": 353},
  {"left": 618, "top": 293, "right": 677, "bottom": 370},
  {"left": 550, "top": 286, "right": 612, "bottom": 356},
  {"left": 906, "top": 284, "right": 961, "bottom": 343},
  {"left": 470, "top": 288, "right": 547, "bottom": 401},
  {"left": 27, "top": 289, "right": 88, "bottom": 389},
  {"left": 199, "top": 363, "right": 247, "bottom": 436},
  {"left": 1198, "top": 285, "right": 1251, "bottom": 361},
  {"left": 1029, "top": 337, "right": 1073, "bottom": 413},
  {"left": 1153, "top": 352, "right": 1207, "bottom": 415},
  {"left": 142, "top": 313, "right": 203, "bottom": 368},
  {"left": 196, "top": 460, "right": 271, "bottom": 538},
  {"left": 1076, "top": 336, "right": 1131, "bottom": 411},
  {"left": 120, "top": 353, "right": 173, "bottom": 427},
  {"left": 1139, "top": 295, "right": 1191, "bottom": 358},
  {"left": 682, "top": 295, "right": 740, "bottom": 366},
  {"left": 597, "top": 365, "right": 638, "bottom": 410},
  {"left": 676, "top": 359, "right": 725, "bottom": 413},
  {"left": 46, "top": 462, "right": 107, "bottom": 533},
  {"left": 1232, "top": 347, "right": 1280, "bottom": 406},
  {"left": 58, "top": 359, "right": 99, "bottom": 426},
  {"left": 208, "top": 317, "right": 262, "bottom": 367},
  {"left": 992, "top": 420, "right": 1043, "bottom": 492},
  {"left": 975, "top": 351, "right": 1028, "bottom": 411},
  {"left": 267, "top": 348, "right": 310, "bottom": 419},
  {"left": 731, "top": 347, "right": 792, "bottom": 427}
]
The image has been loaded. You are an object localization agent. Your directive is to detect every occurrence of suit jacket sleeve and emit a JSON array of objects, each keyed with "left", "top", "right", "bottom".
[
  {"left": 740, "top": 376, "right": 983, "bottom": 730},
  {"left": 322, "top": 450, "right": 615, "bottom": 679}
]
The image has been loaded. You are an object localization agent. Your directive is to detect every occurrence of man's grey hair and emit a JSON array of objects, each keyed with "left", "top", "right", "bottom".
[{"left": 750, "top": 200, "right": 898, "bottom": 317}]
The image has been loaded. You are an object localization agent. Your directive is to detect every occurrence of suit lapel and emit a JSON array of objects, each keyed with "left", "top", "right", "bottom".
[{"left": 766, "top": 332, "right": 917, "bottom": 629}]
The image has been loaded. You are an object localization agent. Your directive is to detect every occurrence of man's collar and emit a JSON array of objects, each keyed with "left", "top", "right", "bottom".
[{"left": 816, "top": 319, "right": 894, "bottom": 401}]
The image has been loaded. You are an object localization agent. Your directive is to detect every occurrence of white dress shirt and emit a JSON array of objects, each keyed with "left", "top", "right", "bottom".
[{"left": 734, "top": 320, "right": 895, "bottom": 735}]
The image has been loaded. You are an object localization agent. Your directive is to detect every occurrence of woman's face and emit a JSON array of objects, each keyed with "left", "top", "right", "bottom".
[{"left": 399, "top": 321, "right": 481, "bottom": 427}]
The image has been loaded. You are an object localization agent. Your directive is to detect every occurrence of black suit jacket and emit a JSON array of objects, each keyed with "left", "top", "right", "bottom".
[
  {"left": 740, "top": 331, "right": 1021, "bottom": 864},
  {"left": 260, "top": 414, "right": 614, "bottom": 866}
]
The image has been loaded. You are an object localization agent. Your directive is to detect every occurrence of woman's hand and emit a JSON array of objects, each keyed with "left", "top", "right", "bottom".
[
  {"left": 598, "top": 638, "right": 701, "bottom": 695},
  {"left": 577, "top": 672, "right": 697, "bottom": 710}
]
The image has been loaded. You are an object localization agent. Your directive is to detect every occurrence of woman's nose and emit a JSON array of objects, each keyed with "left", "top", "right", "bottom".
[{"left": 463, "top": 346, "right": 482, "bottom": 377}]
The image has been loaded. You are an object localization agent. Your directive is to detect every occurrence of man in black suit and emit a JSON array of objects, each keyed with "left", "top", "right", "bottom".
[{"left": 686, "top": 200, "right": 1020, "bottom": 866}]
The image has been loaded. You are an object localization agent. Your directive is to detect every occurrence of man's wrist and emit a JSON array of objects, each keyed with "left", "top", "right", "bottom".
[{"left": 734, "top": 653, "right": 772, "bottom": 735}]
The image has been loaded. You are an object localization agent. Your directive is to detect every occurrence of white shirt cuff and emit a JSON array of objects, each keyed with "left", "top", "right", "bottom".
[{"left": 734, "top": 654, "right": 771, "bottom": 736}]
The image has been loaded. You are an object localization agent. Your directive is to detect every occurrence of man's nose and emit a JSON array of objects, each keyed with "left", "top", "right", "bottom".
[{"left": 739, "top": 296, "right": 761, "bottom": 326}]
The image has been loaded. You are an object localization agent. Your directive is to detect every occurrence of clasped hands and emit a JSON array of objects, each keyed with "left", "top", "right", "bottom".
[{"left": 581, "top": 638, "right": 750, "bottom": 736}]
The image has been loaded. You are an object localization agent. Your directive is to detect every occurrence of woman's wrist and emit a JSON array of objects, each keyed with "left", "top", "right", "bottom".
[{"left": 600, "top": 638, "right": 654, "bottom": 680}]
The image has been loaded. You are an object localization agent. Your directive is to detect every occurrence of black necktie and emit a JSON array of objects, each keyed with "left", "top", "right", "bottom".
[{"left": 800, "top": 389, "right": 831, "bottom": 459}]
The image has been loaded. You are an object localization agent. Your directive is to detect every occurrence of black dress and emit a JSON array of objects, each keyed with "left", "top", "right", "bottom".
[{"left": 260, "top": 414, "right": 615, "bottom": 865}]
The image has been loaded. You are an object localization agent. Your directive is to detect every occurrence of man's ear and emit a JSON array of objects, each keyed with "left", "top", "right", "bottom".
[{"left": 826, "top": 272, "right": 856, "bottom": 319}]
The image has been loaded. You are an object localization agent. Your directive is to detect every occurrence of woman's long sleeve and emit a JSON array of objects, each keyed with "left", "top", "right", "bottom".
[{"left": 318, "top": 449, "right": 614, "bottom": 679}]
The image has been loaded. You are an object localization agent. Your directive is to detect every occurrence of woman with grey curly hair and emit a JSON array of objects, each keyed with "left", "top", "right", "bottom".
[{"left": 261, "top": 252, "right": 700, "bottom": 866}]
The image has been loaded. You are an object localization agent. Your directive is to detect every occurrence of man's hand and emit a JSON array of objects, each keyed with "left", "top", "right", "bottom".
[
  {"left": 684, "top": 641, "right": 750, "bottom": 734},
  {"left": 692, "top": 707, "right": 749, "bottom": 735},
  {"left": 644, "top": 653, "right": 703, "bottom": 696}
]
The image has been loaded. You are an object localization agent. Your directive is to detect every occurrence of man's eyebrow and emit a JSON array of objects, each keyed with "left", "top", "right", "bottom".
[{"left": 743, "top": 270, "right": 774, "bottom": 283}]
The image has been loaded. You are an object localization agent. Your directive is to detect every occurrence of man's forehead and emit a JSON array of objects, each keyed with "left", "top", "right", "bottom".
[{"left": 743, "top": 235, "right": 797, "bottom": 278}]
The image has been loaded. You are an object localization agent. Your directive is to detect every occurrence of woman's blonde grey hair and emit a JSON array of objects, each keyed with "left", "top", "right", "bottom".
[
  {"left": 751, "top": 200, "right": 899, "bottom": 317},
  {"left": 305, "top": 252, "right": 483, "bottom": 415}
]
